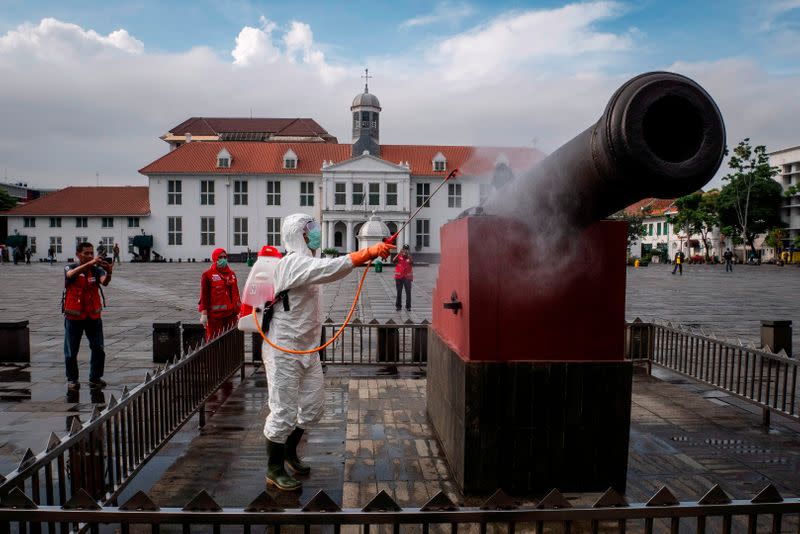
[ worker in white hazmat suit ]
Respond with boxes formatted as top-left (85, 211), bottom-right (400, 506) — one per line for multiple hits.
top-left (263, 213), bottom-right (394, 491)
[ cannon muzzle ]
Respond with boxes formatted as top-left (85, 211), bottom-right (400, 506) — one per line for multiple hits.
top-left (482, 71), bottom-right (726, 227)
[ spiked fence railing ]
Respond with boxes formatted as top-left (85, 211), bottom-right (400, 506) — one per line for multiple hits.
top-left (626, 319), bottom-right (800, 427)
top-left (1, 484), bottom-right (798, 533)
top-left (0, 327), bottom-right (244, 510)
top-left (318, 318), bottom-right (429, 365)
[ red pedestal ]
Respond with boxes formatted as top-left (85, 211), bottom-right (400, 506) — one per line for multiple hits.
top-left (431, 216), bottom-right (627, 362)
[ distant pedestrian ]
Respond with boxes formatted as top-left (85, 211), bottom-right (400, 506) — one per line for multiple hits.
top-left (24, 248), bottom-right (31, 264)
top-left (723, 248), bottom-right (733, 272)
top-left (113, 243), bottom-right (120, 264)
top-left (671, 250), bottom-right (685, 275)
top-left (393, 244), bottom-right (414, 311)
top-left (48, 246), bottom-right (56, 265)
top-left (13, 246), bottom-right (20, 265)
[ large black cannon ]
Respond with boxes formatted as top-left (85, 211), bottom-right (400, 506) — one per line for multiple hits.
top-left (428, 72), bottom-right (726, 494)
top-left (481, 71), bottom-right (726, 227)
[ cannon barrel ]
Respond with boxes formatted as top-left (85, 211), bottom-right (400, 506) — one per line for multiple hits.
top-left (481, 71), bottom-right (726, 226)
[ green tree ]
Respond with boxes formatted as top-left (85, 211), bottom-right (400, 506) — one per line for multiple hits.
top-left (671, 191), bottom-right (720, 261)
top-left (718, 139), bottom-right (783, 257)
top-left (0, 188), bottom-right (17, 211)
top-left (764, 227), bottom-right (787, 254)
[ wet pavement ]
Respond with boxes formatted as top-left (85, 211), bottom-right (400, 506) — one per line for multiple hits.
top-left (1, 261), bottom-right (799, 506)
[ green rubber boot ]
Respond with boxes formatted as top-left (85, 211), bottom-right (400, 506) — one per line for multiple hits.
top-left (285, 427), bottom-right (311, 475)
top-left (265, 440), bottom-right (302, 491)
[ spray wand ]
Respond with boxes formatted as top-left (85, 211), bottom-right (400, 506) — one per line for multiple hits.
top-left (384, 168), bottom-right (459, 245)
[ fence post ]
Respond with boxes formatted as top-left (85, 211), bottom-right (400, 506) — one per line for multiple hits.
top-left (376, 319), bottom-right (399, 374)
top-left (411, 319), bottom-right (428, 364)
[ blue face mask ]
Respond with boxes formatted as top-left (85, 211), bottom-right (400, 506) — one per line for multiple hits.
top-left (306, 228), bottom-right (322, 250)
top-left (216, 258), bottom-right (228, 269)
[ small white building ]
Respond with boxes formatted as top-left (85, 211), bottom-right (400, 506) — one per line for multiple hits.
top-left (769, 145), bottom-right (800, 247)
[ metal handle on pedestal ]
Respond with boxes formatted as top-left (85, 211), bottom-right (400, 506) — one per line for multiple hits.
top-left (443, 291), bottom-right (462, 314)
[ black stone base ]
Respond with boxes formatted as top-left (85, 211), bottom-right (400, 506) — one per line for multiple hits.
top-left (426, 330), bottom-right (632, 495)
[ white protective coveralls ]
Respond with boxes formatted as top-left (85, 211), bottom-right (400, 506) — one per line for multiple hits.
top-left (262, 214), bottom-right (354, 443)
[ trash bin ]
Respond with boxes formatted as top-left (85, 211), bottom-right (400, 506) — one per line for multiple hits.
top-left (627, 318), bottom-right (651, 361)
top-left (376, 320), bottom-right (399, 363)
top-left (374, 259), bottom-right (383, 273)
top-left (0, 321), bottom-right (30, 363)
top-left (182, 322), bottom-right (206, 355)
top-left (153, 322), bottom-right (181, 363)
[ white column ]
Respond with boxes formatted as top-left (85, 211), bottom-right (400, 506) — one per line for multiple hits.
top-left (346, 220), bottom-right (354, 252)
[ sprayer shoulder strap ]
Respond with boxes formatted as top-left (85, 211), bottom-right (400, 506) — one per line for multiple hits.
top-left (277, 290), bottom-right (290, 311)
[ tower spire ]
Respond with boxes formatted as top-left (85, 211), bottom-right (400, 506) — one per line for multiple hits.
top-left (361, 67), bottom-right (372, 93)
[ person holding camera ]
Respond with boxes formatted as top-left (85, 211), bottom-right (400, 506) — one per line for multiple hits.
top-left (63, 242), bottom-right (113, 390)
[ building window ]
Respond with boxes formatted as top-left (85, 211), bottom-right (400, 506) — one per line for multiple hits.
top-left (100, 237), bottom-right (114, 251)
top-left (50, 217), bottom-right (62, 228)
top-left (649, 224), bottom-right (654, 236)
top-left (664, 222), bottom-right (669, 235)
top-left (353, 112), bottom-right (359, 128)
top-left (127, 236), bottom-right (134, 254)
top-left (448, 183), bottom-right (462, 208)
top-left (656, 222), bottom-right (661, 236)
top-left (300, 181), bottom-right (314, 206)
top-left (234, 217), bottom-right (248, 246)
top-left (201, 217), bottom-right (215, 246)
top-left (29, 236), bottom-right (36, 254)
top-left (102, 217), bottom-right (114, 228)
top-left (266, 181), bottom-right (281, 206)
top-left (361, 111), bottom-right (370, 127)
top-left (75, 236), bottom-right (88, 249)
top-left (50, 236), bottom-right (62, 254)
top-left (352, 183), bottom-right (364, 205)
top-left (128, 217), bottom-right (140, 228)
top-left (479, 184), bottom-right (492, 204)
top-left (266, 217), bottom-right (281, 246)
top-left (234, 180), bottom-right (248, 205)
top-left (334, 182), bottom-right (346, 205)
top-left (23, 217), bottom-right (35, 228)
top-left (416, 219), bottom-right (430, 248)
top-left (200, 180), bottom-right (215, 205)
top-left (283, 149), bottom-right (298, 169)
top-left (386, 183), bottom-right (397, 206)
top-left (368, 183), bottom-right (380, 206)
top-left (334, 231), bottom-right (343, 247)
top-left (416, 183), bottom-right (430, 208)
top-left (168, 216), bottom-right (182, 245)
top-left (168, 180), bottom-right (182, 205)
top-left (75, 217), bottom-right (88, 228)
top-left (434, 160), bottom-right (446, 172)
top-left (217, 157), bottom-right (230, 168)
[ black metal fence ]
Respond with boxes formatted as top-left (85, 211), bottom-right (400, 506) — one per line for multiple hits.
top-left (626, 319), bottom-right (800, 426)
top-left (318, 318), bottom-right (429, 365)
top-left (2, 484), bottom-right (798, 533)
top-left (0, 328), bottom-right (244, 510)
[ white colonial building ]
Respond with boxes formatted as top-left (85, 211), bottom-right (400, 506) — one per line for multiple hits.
top-left (769, 145), bottom-right (800, 246)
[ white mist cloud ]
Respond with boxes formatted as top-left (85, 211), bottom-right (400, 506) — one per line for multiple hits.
top-left (399, 2), bottom-right (476, 29)
top-left (231, 16), bottom-right (280, 65)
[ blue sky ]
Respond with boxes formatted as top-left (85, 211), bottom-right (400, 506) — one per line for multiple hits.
top-left (0, 1), bottom-right (799, 187)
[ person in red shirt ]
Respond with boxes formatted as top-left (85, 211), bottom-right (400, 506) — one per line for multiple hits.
top-left (393, 244), bottom-right (414, 311)
top-left (63, 242), bottom-right (113, 390)
top-left (199, 248), bottom-right (241, 340)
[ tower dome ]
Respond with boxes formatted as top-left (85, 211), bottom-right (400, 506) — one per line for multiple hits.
top-left (351, 68), bottom-right (381, 157)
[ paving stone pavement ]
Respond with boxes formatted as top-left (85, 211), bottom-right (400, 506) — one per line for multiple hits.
top-left (1, 260), bottom-right (799, 513)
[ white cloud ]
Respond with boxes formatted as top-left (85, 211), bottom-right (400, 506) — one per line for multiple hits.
top-left (231, 16), bottom-right (280, 65)
top-left (0, 17), bottom-right (143, 61)
top-left (0, 13), bottom-right (798, 193)
top-left (400, 2), bottom-right (476, 29)
top-left (428, 1), bottom-right (634, 82)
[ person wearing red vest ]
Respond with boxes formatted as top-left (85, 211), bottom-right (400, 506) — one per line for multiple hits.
top-left (64, 242), bottom-right (113, 391)
top-left (199, 248), bottom-right (241, 340)
top-left (393, 244), bottom-right (414, 311)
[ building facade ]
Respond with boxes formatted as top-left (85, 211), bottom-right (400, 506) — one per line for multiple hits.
top-left (769, 145), bottom-right (800, 246)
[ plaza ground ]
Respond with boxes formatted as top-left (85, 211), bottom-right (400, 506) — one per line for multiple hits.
top-left (0, 260), bottom-right (798, 510)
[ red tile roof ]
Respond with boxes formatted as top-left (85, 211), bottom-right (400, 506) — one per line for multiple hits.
top-left (139, 142), bottom-right (543, 177)
top-left (167, 117), bottom-right (334, 138)
top-left (624, 198), bottom-right (677, 217)
top-left (1, 186), bottom-right (150, 216)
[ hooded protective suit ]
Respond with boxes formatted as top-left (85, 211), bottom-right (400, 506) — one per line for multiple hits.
top-left (263, 213), bottom-right (354, 443)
